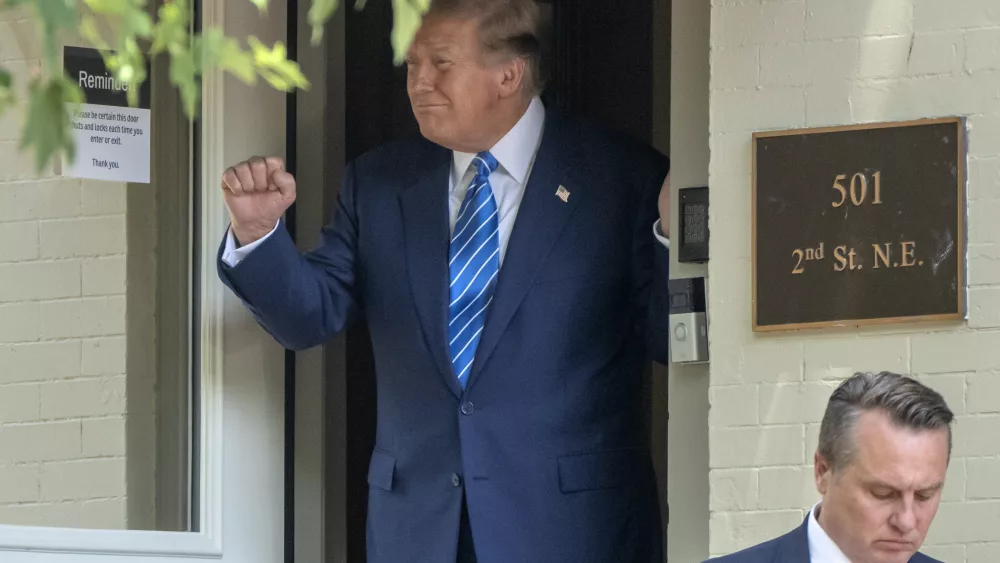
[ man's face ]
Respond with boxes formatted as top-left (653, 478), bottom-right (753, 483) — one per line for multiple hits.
top-left (405, 15), bottom-right (509, 152)
top-left (815, 410), bottom-right (949, 563)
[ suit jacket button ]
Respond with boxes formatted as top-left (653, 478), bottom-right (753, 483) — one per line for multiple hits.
top-left (461, 401), bottom-right (475, 415)
top-left (451, 473), bottom-right (461, 487)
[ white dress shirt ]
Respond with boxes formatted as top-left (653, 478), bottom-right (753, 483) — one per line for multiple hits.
top-left (449, 95), bottom-right (545, 265)
top-left (808, 502), bottom-right (851, 563)
top-left (222, 96), bottom-right (668, 268)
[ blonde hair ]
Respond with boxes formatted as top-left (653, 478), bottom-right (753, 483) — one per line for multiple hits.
top-left (427, 0), bottom-right (546, 94)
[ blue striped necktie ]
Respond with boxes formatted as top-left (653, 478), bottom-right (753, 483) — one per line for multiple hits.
top-left (448, 151), bottom-right (500, 388)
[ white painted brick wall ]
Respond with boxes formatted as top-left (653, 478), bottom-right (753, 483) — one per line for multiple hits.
top-left (0, 465), bottom-right (38, 504)
top-left (709, 0), bottom-right (1000, 560)
top-left (39, 216), bottom-right (127, 258)
top-left (757, 466), bottom-right (818, 511)
top-left (0, 497), bottom-right (125, 530)
top-left (0, 6), bottom-right (129, 529)
top-left (0, 341), bottom-right (81, 383)
top-left (0, 422), bottom-right (82, 463)
top-left (710, 469), bottom-right (758, 512)
top-left (40, 458), bottom-right (127, 501)
top-left (81, 337), bottom-right (126, 376)
top-left (39, 296), bottom-right (127, 339)
top-left (0, 221), bottom-right (38, 262)
top-left (82, 417), bottom-right (126, 457)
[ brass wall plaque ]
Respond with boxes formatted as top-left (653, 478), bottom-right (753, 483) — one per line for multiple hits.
top-left (752, 118), bottom-right (966, 331)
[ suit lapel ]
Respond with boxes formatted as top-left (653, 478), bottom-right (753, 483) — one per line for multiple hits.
top-left (467, 117), bottom-right (582, 388)
top-left (399, 147), bottom-right (463, 398)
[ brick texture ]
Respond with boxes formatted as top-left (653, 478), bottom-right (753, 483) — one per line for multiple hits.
top-left (968, 543), bottom-right (1000, 562)
top-left (0, 5), bottom-right (130, 530)
top-left (709, 0), bottom-right (1000, 559)
top-left (82, 417), bottom-right (126, 457)
top-left (40, 458), bottom-right (127, 501)
top-left (0, 464), bottom-right (39, 504)
top-left (710, 469), bottom-right (759, 512)
top-left (968, 458), bottom-right (1000, 500)
top-left (758, 466), bottom-right (819, 510)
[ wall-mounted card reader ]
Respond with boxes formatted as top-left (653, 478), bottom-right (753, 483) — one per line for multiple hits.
top-left (668, 277), bottom-right (708, 364)
top-left (678, 186), bottom-right (709, 263)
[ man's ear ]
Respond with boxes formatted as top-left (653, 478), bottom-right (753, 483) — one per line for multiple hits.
top-left (815, 451), bottom-right (832, 495)
top-left (498, 57), bottom-right (527, 99)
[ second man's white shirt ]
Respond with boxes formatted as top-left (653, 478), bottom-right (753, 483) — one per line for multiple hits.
top-left (807, 503), bottom-right (852, 563)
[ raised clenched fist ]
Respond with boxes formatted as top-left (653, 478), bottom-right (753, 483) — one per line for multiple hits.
top-left (221, 156), bottom-right (297, 245)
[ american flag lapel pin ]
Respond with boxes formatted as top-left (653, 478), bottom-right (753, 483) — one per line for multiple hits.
top-left (555, 185), bottom-right (570, 203)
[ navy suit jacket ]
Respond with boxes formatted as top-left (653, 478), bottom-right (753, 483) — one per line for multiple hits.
top-left (705, 516), bottom-right (943, 563)
top-left (218, 113), bottom-right (671, 563)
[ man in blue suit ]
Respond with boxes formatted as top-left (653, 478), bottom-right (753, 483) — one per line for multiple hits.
top-left (216, 1), bottom-right (671, 562)
top-left (707, 372), bottom-right (953, 563)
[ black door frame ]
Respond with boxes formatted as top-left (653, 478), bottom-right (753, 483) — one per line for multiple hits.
top-left (334, 3), bottom-right (663, 560)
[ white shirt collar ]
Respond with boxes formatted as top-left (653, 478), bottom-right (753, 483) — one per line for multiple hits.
top-left (451, 96), bottom-right (545, 189)
top-left (807, 502), bottom-right (852, 563)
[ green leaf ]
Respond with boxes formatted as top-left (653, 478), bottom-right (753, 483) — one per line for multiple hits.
top-left (82, 1), bottom-right (154, 41)
top-left (121, 7), bottom-right (154, 38)
top-left (3, 0), bottom-right (33, 9)
top-left (19, 75), bottom-right (84, 173)
top-left (83, 0), bottom-right (152, 18)
top-left (390, 0), bottom-right (428, 65)
top-left (247, 0), bottom-right (268, 14)
top-left (35, 0), bottom-right (79, 73)
top-left (36, 0), bottom-right (78, 29)
top-left (151, 1), bottom-right (190, 55)
top-left (168, 48), bottom-right (199, 117)
top-left (248, 36), bottom-right (309, 91)
top-left (307, 0), bottom-right (339, 45)
top-left (83, 0), bottom-right (132, 12)
top-left (79, 14), bottom-right (111, 50)
top-left (0, 67), bottom-right (15, 117)
top-left (101, 36), bottom-right (148, 108)
top-left (201, 28), bottom-right (256, 84)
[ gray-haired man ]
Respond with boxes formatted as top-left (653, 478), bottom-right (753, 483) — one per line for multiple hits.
top-left (707, 371), bottom-right (953, 563)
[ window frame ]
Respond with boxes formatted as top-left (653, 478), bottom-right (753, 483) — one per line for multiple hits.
top-left (0, 1), bottom-right (279, 560)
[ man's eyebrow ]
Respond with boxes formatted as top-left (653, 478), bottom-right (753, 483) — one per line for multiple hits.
top-left (422, 37), bottom-right (461, 53)
top-left (864, 479), bottom-right (945, 494)
top-left (407, 42), bottom-right (457, 60)
top-left (865, 480), bottom-right (896, 491)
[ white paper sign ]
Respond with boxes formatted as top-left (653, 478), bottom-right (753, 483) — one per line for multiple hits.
top-left (63, 46), bottom-right (151, 184)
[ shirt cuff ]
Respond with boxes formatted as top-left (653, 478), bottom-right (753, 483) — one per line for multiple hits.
top-left (221, 221), bottom-right (280, 268)
top-left (653, 218), bottom-right (670, 249)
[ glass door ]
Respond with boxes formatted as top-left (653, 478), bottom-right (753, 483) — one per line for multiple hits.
top-left (0, 1), bottom-right (288, 561)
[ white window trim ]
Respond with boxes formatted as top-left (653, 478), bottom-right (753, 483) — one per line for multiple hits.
top-left (0, 1), bottom-right (229, 557)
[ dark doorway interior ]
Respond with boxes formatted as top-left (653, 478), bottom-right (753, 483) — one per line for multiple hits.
top-left (341, 2), bottom-right (660, 560)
